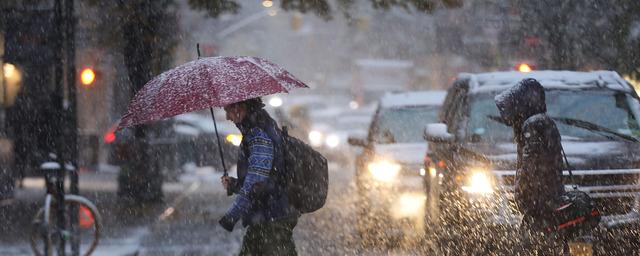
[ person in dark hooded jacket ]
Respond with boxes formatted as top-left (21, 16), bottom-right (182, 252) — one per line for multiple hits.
top-left (219, 98), bottom-right (300, 256)
top-left (495, 78), bottom-right (565, 254)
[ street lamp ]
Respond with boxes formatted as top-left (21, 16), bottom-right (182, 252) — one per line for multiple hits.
top-left (262, 0), bottom-right (274, 8)
top-left (3, 63), bottom-right (17, 79)
top-left (2, 63), bottom-right (22, 107)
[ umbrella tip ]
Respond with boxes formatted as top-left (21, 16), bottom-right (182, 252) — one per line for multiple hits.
top-left (196, 43), bottom-right (201, 59)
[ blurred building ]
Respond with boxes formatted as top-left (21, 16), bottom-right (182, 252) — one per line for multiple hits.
top-left (0, 0), bottom-right (127, 173)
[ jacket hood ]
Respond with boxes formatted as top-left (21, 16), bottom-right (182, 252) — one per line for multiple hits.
top-left (494, 78), bottom-right (547, 127)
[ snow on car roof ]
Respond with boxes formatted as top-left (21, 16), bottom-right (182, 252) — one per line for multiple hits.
top-left (379, 90), bottom-right (447, 108)
top-left (355, 59), bottom-right (413, 69)
top-left (461, 70), bottom-right (633, 93)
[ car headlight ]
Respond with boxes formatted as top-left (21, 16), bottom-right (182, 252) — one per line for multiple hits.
top-left (325, 134), bottom-right (340, 148)
top-left (367, 160), bottom-right (401, 182)
top-left (308, 130), bottom-right (324, 147)
top-left (461, 169), bottom-right (494, 194)
top-left (268, 97), bottom-right (283, 107)
top-left (225, 134), bottom-right (242, 146)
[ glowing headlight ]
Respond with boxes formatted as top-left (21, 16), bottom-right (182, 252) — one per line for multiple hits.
top-left (325, 134), bottom-right (340, 148)
top-left (461, 170), bottom-right (494, 194)
top-left (367, 160), bottom-right (401, 182)
top-left (225, 134), bottom-right (242, 146)
top-left (268, 97), bottom-right (283, 107)
top-left (308, 130), bottom-right (324, 147)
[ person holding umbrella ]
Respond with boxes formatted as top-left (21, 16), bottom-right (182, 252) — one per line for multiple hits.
top-left (219, 97), bottom-right (300, 255)
top-left (117, 55), bottom-right (309, 255)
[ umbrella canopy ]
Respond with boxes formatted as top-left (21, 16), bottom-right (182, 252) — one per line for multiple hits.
top-left (118, 56), bottom-right (308, 129)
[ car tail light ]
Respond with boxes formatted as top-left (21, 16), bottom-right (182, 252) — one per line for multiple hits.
top-left (104, 126), bottom-right (117, 144)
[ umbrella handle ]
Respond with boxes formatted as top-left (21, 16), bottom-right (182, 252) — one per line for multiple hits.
top-left (209, 107), bottom-right (233, 196)
top-left (222, 172), bottom-right (233, 196)
top-left (199, 44), bottom-right (232, 196)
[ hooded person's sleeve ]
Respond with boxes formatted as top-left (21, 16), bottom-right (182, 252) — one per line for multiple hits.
top-left (522, 118), bottom-right (544, 160)
top-left (220, 127), bottom-right (273, 231)
top-left (518, 115), bottom-right (559, 216)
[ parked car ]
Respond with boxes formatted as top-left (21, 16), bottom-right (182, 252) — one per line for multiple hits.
top-left (423, 71), bottom-right (640, 254)
top-left (348, 90), bottom-right (447, 241)
top-left (306, 104), bottom-right (376, 164)
top-left (104, 112), bottom-right (240, 180)
top-left (269, 93), bottom-right (372, 164)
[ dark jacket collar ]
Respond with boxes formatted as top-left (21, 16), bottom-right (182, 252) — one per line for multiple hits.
top-left (236, 109), bottom-right (274, 135)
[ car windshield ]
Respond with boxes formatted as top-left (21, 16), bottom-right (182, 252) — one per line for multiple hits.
top-left (467, 90), bottom-right (640, 142)
top-left (370, 105), bottom-right (440, 144)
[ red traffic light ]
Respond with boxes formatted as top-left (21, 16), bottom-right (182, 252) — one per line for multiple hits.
top-left (80, 68), bottom-right (96, 87)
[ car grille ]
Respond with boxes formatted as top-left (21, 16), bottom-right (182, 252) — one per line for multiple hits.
top-left (499, 173), bottom-right (639, 188)
top-left (563, 173), bottom-right (639, 187)
top-left (496, 170), bottom-right (640, 216)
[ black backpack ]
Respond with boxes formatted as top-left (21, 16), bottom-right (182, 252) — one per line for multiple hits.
top-left (279, 126), bottom-right (328, 213)
top-left (546, 148), bottom-right (601, 237)
top-left (548, 190), bottom-right (601, 237)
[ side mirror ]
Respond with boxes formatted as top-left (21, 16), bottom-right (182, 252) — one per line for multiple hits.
top-left (348, 136), bottom-right (367, 147)
top-left (424, 123), bottom-right (454, 143)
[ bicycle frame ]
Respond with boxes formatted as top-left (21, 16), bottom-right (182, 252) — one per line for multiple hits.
top-left (43, 165), bottom-right (68, 256)
top-left (32, 159), bottom-right (101, 256)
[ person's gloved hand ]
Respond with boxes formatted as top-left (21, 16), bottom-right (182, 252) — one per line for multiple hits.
top-left (221, 176), bottom-right (237, 191)
top-left (219, 215), bottom-right (236, 232)
top-left (220, 176), bottom-right (238, 196)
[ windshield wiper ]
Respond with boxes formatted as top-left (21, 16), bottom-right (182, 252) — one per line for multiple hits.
top-left (552, 117), bottom-right (639, 143)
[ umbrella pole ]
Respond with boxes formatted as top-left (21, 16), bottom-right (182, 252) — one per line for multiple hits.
top-left (210, 108), bottom-right (229, 176)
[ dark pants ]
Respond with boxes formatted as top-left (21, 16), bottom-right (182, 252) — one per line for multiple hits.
top-left (239, 218), bottom-right (297, 256)
top-left (519, 215), bottom-right (565, 255)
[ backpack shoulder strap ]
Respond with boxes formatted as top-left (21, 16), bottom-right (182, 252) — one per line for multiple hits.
top-left (560, 146), bottom-right (577, 190)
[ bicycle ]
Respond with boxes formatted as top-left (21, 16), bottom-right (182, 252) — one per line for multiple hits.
top-left (30, 154), bottom-right (102, 256)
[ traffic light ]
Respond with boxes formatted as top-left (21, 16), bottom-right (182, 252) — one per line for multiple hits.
top-left (80, 68), bottom-right (96, 87)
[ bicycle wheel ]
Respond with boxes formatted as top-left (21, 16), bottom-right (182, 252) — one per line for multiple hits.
top-left (30, 195), bottom-right (102, 256)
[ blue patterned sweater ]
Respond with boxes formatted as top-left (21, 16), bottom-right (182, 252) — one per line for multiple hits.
top-left (223, 109), bottom-right (299, 227)
top-left (224, 127), bottom-right (273, 224)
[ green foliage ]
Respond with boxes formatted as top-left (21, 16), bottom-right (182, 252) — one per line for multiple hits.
top-left (81, 0), bottom-right (179, 76)
top-left (371, 0), bottom-right (436, 13)
top-left (187, 0), bottom-right (462, 21)
top-left (281, 0), bottom-right (332, 20)
top-left (187, 0), bottom-right (240, 17)
top-left (513, 0), bottom-right (640, 76)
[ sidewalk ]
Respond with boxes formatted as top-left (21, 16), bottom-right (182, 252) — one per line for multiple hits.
top-left (0, 166), bottom-right (226, 256)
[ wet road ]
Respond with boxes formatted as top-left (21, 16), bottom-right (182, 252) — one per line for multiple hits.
top-left (138, 161), bottom-right (434, 255)
top-left (0, 160), bottom-right (434, 255)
